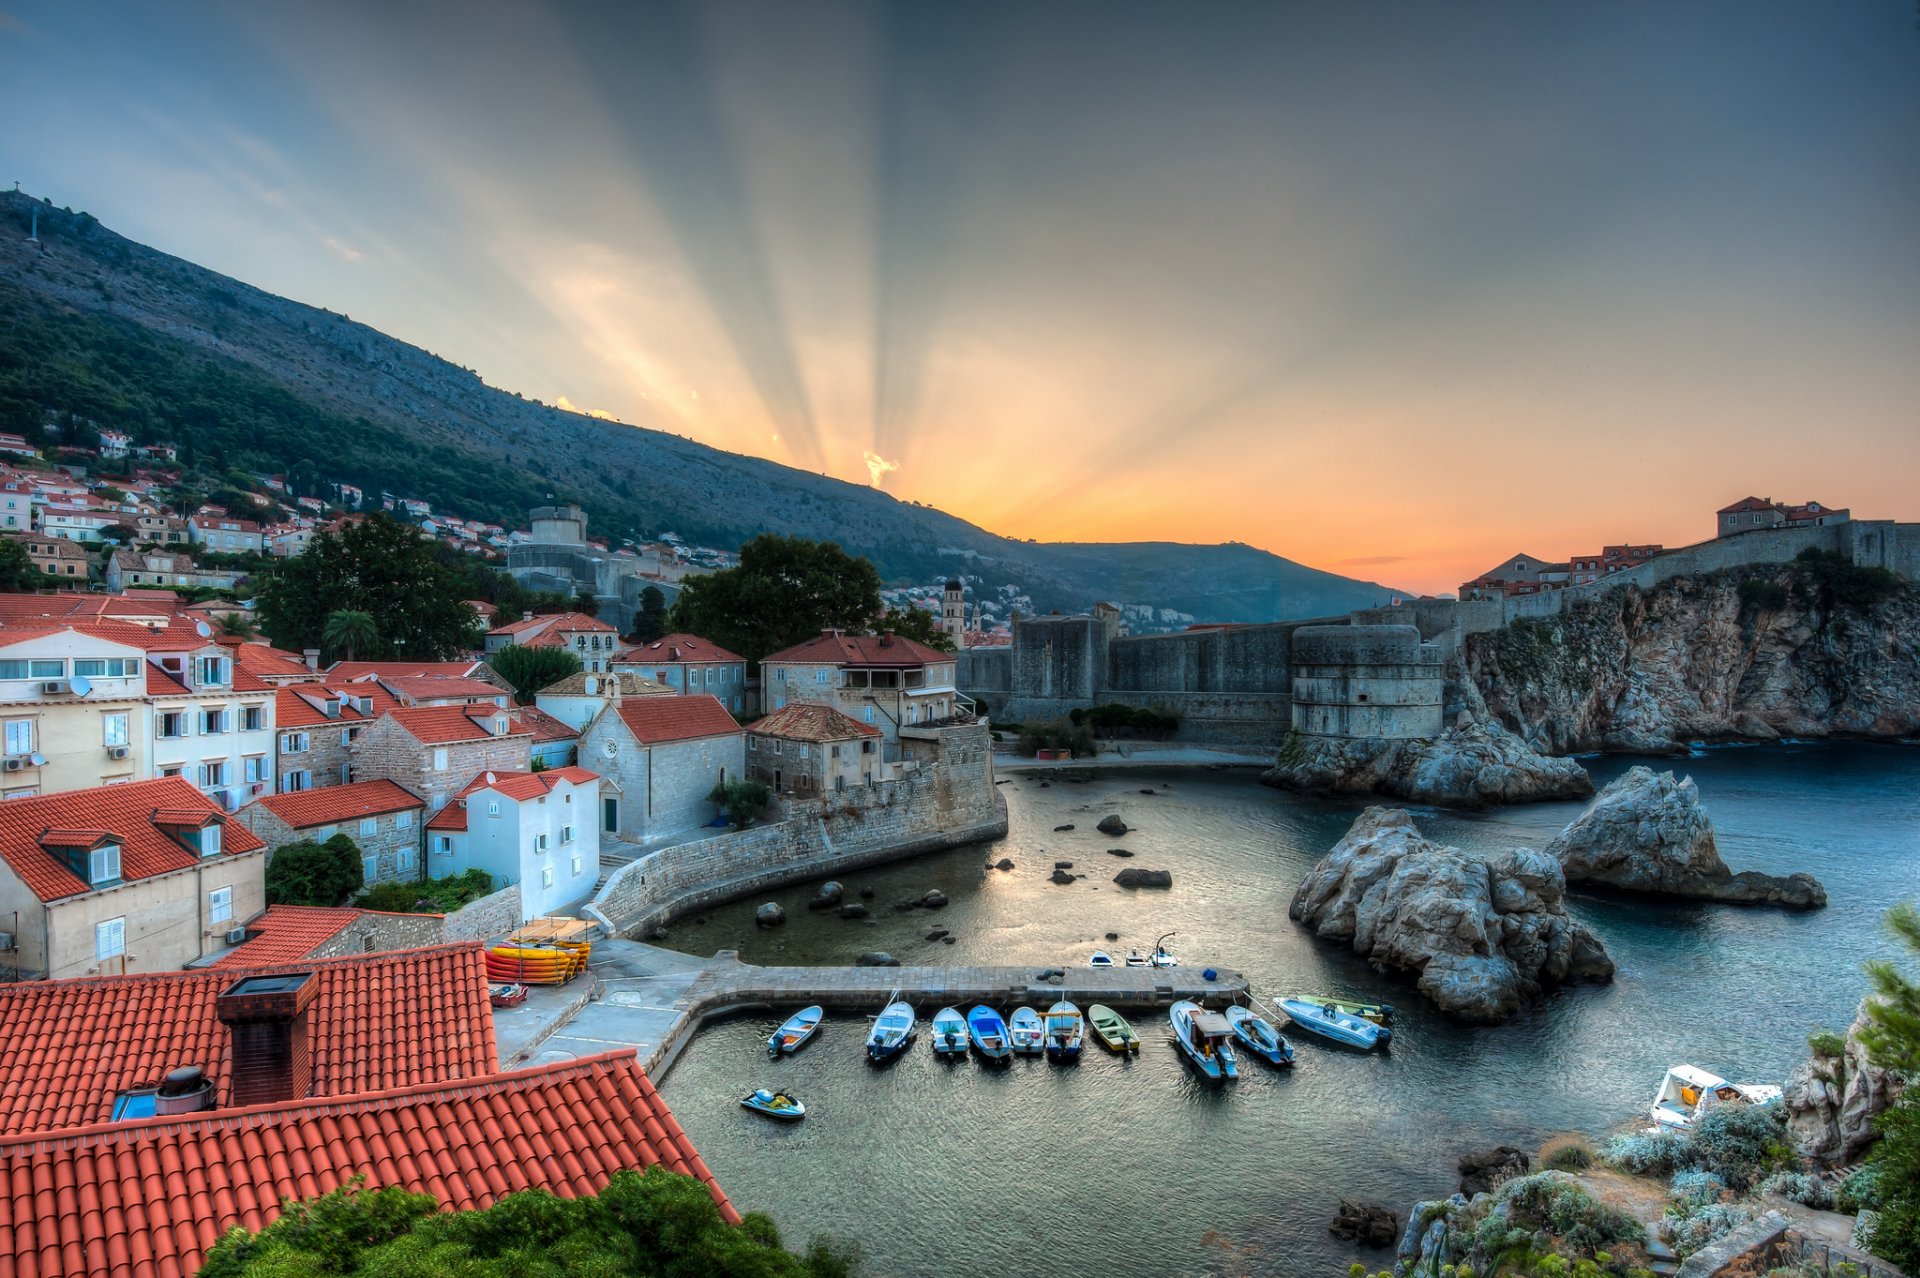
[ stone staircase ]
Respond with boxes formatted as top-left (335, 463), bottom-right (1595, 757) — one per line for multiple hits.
top-left (592, 846), bottom-right (639, 894)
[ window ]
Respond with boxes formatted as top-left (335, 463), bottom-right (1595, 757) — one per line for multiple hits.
top-left (4, 719), bottom-right (32, 756)
top-left (200, 708), bottom-right (228, 734)
top-left (198, 760), bottom-right (229, 788)
top-left (396, 811), bottom-right (414, 829)
top-left (201, 824), bottom-right (222, 858)
top-left (815, 669), bottom-right (828, 684)
top-left (95, 917), bottom-right (125, 960)
top-left (241, 705), bottom-right (264, 731)
top-left (103, 713), bottom-right (130, 747)
top-left (434, 835), bottom-right (454, 855)
top-left (359, 817), bottom-right (378, 836)
top-left (541, 866), bottom-right (553, 888)
top-left (198, 657), bottom-right (228, 686)
top-left (561, 824), bottom-right (574, 844)
top-left (362, 854), bottom-right (379, 883)
top-left (486, 800), bottom-right (500, 817)
top-left (863, 707), bottom-right (876, 724)
top-left (398, 846), bottom-right (417, 873)
top-left (243, 755), bottom-right (269, 784)
top-left (0, 660), bottom-right (23, 679)
top-left (90, 842), bottom-right (122, 884)
top-left (209, 886), bottom-right (232, 923)
top-left (536, 832), bottom-right (549, 851)
top-left (282, 770), bottom-right (311, 793)
top-left (280, 731), bottom-right (309, 753)
top-left (74, 658), bottom-right (133, 678)
top-left (432, 748), bottom-right (448, 771)
top-left (28, 659), bottom-right (64, 679)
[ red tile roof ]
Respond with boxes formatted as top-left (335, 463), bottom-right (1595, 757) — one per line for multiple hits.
top-left (275, 685), bottom-right (367, 728)
top-left (0, 1051), bottom-right (734, 1278)
top-left (0, 778), bottom-right (266, 902)
top-left (232, 643), bottom-right (317, 682)
top-left (429, 767), bottom-right (603, 829)
top-left (749, 701), bottom-right (880, 741)
top-left (0, 944), bottom-right (497, 1136)
top-left (618, 632), bottom-right (743, 665)
top-left (208, 905), bottom-right (362, 967)
top-left (762, 630), bottom-right (950, 668)
top-left (381, 675), bottom-right (509, 702)
top-left (144, 664), bottom-right (192, 697)
top-left (328, 660), bottom-right (492, 683)
top-left (488, 610), bottom-right (616, 638)
top-left (614, 694), bottom-right (743, 744)
top-left (511, 705), bottom-right (580, 742)
top-left (386, 705), bottom-right (528, 745)
top-left (244, 779), bottom-right (423, 829)
top-left (1718, 495), bottom-right (1776, 515)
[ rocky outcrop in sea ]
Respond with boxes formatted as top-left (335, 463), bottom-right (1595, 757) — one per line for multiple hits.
top-left (1546, 766), bottom-right (1826, 909)
top-left (1264, 717), bottom-right (1594, 810)
top-left (1289, 808), bottom-right (1614, 1023)
top-left (1783, 1000), bottom-right (1907, 1166)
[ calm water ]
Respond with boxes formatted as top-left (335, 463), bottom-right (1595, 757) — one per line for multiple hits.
top-left (659, 745), bottom-right (1920, 1277)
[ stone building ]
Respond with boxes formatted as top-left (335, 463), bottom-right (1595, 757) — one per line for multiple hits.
top-left (484, 611), bottom-right (622, 672)
top-left (760, 630), bottom-right (964, 753)
top-left (613, 633), bottom-right (750, 714)
top-left (237, 779), bottom-right (427, 887)
top-left (348, 706), bottom-right (532, 814)
top-left (1287, 624), bottom-right (1444, 741)
top-left (533, 670), bottom-right (675, 734)
top-left (273, 686), bottom-right (389, 794)
top-left (1716, 495), bottom-right (1851, 539)
top-left (745, 702), bottom-right (886, 796)
top-left (505, 505), bottom-right (671, 633)
top-left (576, 695), bottom-right (743, 846)
top-left (17, 531), bottom-right (90, 580)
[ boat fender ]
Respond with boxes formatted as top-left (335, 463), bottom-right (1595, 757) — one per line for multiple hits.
top-left (1203, 967), bottom-right (1218, 981)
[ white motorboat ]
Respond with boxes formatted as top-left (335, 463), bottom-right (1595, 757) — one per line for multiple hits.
top-left (1649, 1065), bottom-right (1783, 1129)
top-left (1089, 950), bottom-right (1116, 969)
top-left (1169, 999), bottom-right (1238, 1081)
top-left (1009, 1006), bottom-right (1046, 1055)
top-left (1225, 1005), bottom-right (1293, 1067)
top-left (930, 1006), bottom-right (969, 1057)
top-left (1044, 1000), bottom-right (1084, 1062)
top-left (1278, 997), bottom-right (1391, 1050)
top-left (866, 1001), bottom-right (915, 1062)
top-left (768, 1005), bottom-right (823, 1057)
top-left (1124, 946), bottom-right (1178, 969)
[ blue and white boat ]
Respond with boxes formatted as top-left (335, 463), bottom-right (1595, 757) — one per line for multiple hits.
top-left (1008, 1006), bottom-right (1046, 1056)
top-left (1225, 1005), bottom-right (1293, 1067)
top-left (865, 1001), bottom-right (915, 1062)
top-left (740, 1088), bottom-right (806, 1121)
top-left (1169, 1000), bottom-right (1237, 1081)
top-left (930, 1006), bottom-right (969, 1057)
top-left (1044, 1000), bottom-right (1084, 1062)
top-left (967, 1005), bottom-right (1013, 1063)
top-left (1089, 950), bottom-right (1116, 969)
top-left (1278, 997), bottom-right (1392, 1050)
top-left (768, 1005), bottom-right (823, 1057)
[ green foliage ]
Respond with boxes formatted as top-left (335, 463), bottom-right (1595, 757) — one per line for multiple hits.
top-left (667, 534), bottom-right (882, 668)
top-left (1860, 901), bottom-right (1920, 1075)
top-left (1860, 902), bottom-right (1920, 1272)
top-left (709, 779), bottom-right (772, 830)
top-left (491, 644), bottom-right (583, 705)
top-left (1543, 1142), bottom-right (1596, 1173)
top-left (321, 609), bottom-right (381, 663)
top-left (1069, 702), bottom-right (1181, 737)
top-left (0, 536), bottom-right (47, 592)
top-left (1837, 1164), bottom-right (1884, 1214)
top-left (1607, 1104), bottom-right (1788, 1192)
top-left (1500, 1174), bottom-right (1644, 1257)
top-left (254, 515), bottom-right (484, 660)
top-left (356, 868), bottom-right (494, 914)
top-left (1666, 1202), bottom-right (1755, 1259)
top-left (1792, 548), bottom-right (1902, 610)
top-left (1737, 576), bottom-right (1790, 614)
top-left (1756, 1170), bottom-right (1835, 1212)
top-left (265, 834), bottom-right (365, 907)
top-left (1807, 1029), bottom-right (1848, 1059)
top-left (1015, 718), bottom-right (1097, 758)
top-left (632, 584), bottom-right (668, 643)
top-left (200, 1166), bottom-right (860, 1277)
top-left (878, 604), bottom-right (955, 652)
top-left (572, 590), bottom-right (599, 618)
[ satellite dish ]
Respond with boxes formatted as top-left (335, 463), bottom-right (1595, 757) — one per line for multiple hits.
top-left (68, 674), bottom-right (92, 697)
top-left (28, 753), bottom-right (45, 767)
top-left (194, 620), bottom-right (213, 638)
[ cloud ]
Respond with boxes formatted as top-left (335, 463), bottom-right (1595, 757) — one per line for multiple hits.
top-left (556, 395), bottom-right (616, 420)
top-left (321, 235), bottom-right (363, 262)
top-left (862, 449), bottom-right (900, 489)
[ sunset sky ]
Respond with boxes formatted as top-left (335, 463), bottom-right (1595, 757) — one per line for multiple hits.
top-left (3, 1), bottom-right (1916, 594)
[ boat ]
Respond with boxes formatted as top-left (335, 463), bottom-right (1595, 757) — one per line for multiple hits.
top-left (487, 983), bottom-right (528, 1008)
top-left (1649, 1065), bottom-right (1783, 1130)
top-left (1044, 1000), bottom-right (1084, 1062)
top-left (767, 1005), bottom-right (823, 1057)
top-left (1089, 950), bottom-right (1116, 969)
top-left (1169, 1000), bottom-right (1238, 1081)
top-left (1278, 997), bottom-right (1391, 1050)
top-left (1087, 1004), bottom-right (1141, 1054)
top-left (930, 1006), bottom-right (969, 1057)
top-left (1295, 995), bottom-right (1394, 1026)
top-left (1124, 945), bottom-right (1179, 969)
top-left (967, 1005), bottom-right (1013, 1063)
top-left (1225, 1006), bottom-right (1294, 1067)
top-left (1009, 1006), bottom-right (1046, 1056)
top-left (866, 1001), bottom-right (916, 1062)
top-left (740, 1088), bottom-right (806, 1121)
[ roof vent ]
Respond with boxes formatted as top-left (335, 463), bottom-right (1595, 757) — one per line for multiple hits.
top-left (154, 1065), bottom-right (215, 1115)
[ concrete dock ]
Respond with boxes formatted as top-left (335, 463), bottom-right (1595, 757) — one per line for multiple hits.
top-left (499, 939), bottom-right (1249, 1079)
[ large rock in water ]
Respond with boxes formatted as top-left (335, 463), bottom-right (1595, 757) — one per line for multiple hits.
top-left (1289, 808), bottom-right (1614, 1023)
top-left (1112, 868), bottom-right (1173, 889)
top-left (1784, 1000), bottom-right (1907, 1165)
top-left (1263, 719), bottom-right (1593, 810)
top-left (1546, 766), bottom-right (1826, 909)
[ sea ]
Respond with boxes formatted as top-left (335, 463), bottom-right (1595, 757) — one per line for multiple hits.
top-left (657, 743), bottom-right (1920, 1277)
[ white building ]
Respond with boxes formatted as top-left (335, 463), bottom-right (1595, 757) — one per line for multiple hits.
top-left (424, 766), bottom-right (605, 921)
top-left (0, 625), bottom-right (151, 799)
top-left (132, 632), bottom-right (278, 811)
top-left (575, 695), bottom-right (743, 846)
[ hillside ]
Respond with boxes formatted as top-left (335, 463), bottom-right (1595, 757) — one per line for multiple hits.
top-left (0, 191), bottom-right (1396, 622)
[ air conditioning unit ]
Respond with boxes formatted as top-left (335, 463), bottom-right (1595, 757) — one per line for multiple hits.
top-left (2, 758), bottom-right (22, 772)
top-left (107, 745), bottom-right (130, 760)
top-left (225, 927), bottom-right (248, 945)
top-left (39, 681), bottom-right (66, 695)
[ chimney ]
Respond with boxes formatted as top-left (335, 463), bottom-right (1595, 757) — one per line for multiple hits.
top-left (522, 611), bottom-right (533, 622)
top-left (216, 972), bottom-right (319, 1107)
top-left (880, 629), bottom-right (894, 646)
top-left (303, 648), bottom-right (320, 672)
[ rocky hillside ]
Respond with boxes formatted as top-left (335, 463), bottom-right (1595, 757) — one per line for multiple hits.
top-left (0, 191), bottom-right (1394, 623)
top-left (1463, 559), bottom-right (1920, 753)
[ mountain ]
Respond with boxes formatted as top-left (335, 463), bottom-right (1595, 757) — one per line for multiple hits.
top-left (0, 191), bottom-right (1397, 623)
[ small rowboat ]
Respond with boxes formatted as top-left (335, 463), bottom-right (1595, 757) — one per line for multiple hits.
top-left (931, 1006), bottom-right (969, 1057)
top-left (1044, 1001), bottom-right (1084, 1062)
top-left (488, 983), bottom-right (528, 1008)
top-left (1087, 1004), bottom-right (1140, 1053)
top-left (767, 1005), bottom-right (823, 1057)
top-left (741, 1088), bottom-right (806, 1121)
top-left (1170, 1000), bottom-right (1238, 1081)
top-left (1278, 997), bottom-right (1391, 1050)
top-left (1225, 1005), bottom-right (1294, 1067)
top-left (866, 1001), bottom-right (915, 1062)
top-left (1089, 950), bottom-right (1116, 969)
top-left (1125, 946), bottom-right (1178, 969)
top-left (967, 1005), bottom-right (1013, 1063)
top-left (1296, 995), bottom-right (1394, 1026)
top-left (1009, 1006), bottom-right (1046, 1056)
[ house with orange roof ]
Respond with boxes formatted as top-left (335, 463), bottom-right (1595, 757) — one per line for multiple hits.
top-left (1715, 495), bottom-right (1851, 539)
top-left (238, 779), bottom-right (426, 886)
top-left (349, 703), bottom-right (533, 813)
top-left (12, 529), bottom-right (91, 579)
top-left (425, 766), bottom-right (605, 917)
top-left (614, 631), bottom-right (750, 713)
top-left (761, 628), bottom-right (964, 750)
top-left (210, 903), bottom-right (439, 967)
top-left (746, 701), bottom-right (887, 796)
top-left (577, 694), bottom-right (743, 845)
top-left (272, 682), bottom-right (398, 794)
top-left (0, 777), bottom-right (268, 979)
top-left (372, 672), bottom-right (512, 708)
top-left (485, 610), bottom-right (622, 671)
top-left (533, 668), bottom-right (676, 733)
top-left (116, 622), bottom-right (280, 810)
top-left (187, 514), bottom-right (266, 553)
top-left (0, 624), bottom-right (152, 797)
top-left (327, 656), bottom-right (509, 689)
top-left (511, 703), bottom-right (581, 769)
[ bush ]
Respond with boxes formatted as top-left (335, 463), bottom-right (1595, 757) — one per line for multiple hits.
top-left (1737, 577), bottom-right (1790, 613)
top-left (1792, 548), bottom-right (1902, 610)
top-left (490, 644), bottom-right (582, 704)
top-left (1606, 1128), bottom-right (1688, 1179)
top-left (1068, 702), bottom-right (1181, 738)
top-left (355, 868), bottom-right (494, 914)
top-left (1667, 1171), bottom-right (1729, 1210)
top-left (1807, 1029), bottom-right (1848, 1059)
top-left (1015, 718), bottom-right (1096, 758)
top-left (1667, 1203), bottom-right (1754, 1258)
top-left (1685, 1103), bottom-right (1792, 1191)
top-left (709, 779), bottom-right (771, 830)
top-left (265, 834), bottom-right (364, 907)
top-left (1756, 1170), bottom-right (1835, 1212)
top-left (1501, 1173), bottom-right (1644, 1256)
top-left (1837, 1164), bottom-right (1883, 1214)
top-left (1542, 1139), bottom-right (1597, 1172)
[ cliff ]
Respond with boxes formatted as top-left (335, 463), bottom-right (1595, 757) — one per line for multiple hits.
top-left (1464, 562), bottom-right (1920, 755)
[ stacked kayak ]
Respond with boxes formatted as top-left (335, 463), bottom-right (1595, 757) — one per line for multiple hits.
top-left (485, 941), bottom-right (589, 985)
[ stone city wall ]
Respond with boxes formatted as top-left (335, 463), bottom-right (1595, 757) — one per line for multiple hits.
top-left (295, 883), bottom-right (523, 958)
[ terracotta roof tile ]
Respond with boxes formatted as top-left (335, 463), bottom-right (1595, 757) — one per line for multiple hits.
top-left (487, 611), bottom-right (615, 638)
top-left (243, 780), bottom-right (423, 830)
top-left (0, 944), bottom-right (498, 1136)
top-left (386, 706), bottom-right (527, 745)
top-left (613, 695), bottom-right (742, 745)
top-left (762, 630), bottom-right (950, 668)
top-left (509, 705), bottom-right (579, 742)
top-left (209, 906), bottom-right (361, 967)
top-left (0, 778), bottom-right (266, 902)
top-left (327, 660), bottom-right (493, 683)
top-left (748, 702), bottom-right (881, 741)
top-left (380, 675), bottom-right (508, 702)
top-left (616, 632), bottom-right (743, 665)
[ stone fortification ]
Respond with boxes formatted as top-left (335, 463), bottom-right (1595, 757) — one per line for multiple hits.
top-left (585, 724), bottom-right (1006, 938)
top-left (1289, 624), bottom-right (1444, 740)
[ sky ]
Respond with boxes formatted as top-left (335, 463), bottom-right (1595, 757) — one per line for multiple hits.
top-left (2, 2), bottom-right (1917, 595)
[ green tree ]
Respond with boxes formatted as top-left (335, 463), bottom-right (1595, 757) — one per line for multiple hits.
top-left (879, 604), bottom-right (955, 652)
top-left (491, 644), bottom-right (582, 704)
top-left (709, 778), bottom-right (771, 830)
top-left (1862, 902), bottom-right (1920, 1074)
top-left (632, 584), bottom-right (668, 643)
top-left (571, 589), bottom-right (599, 618)
top-left (1860, 902), bottom-right (1920, 1270)
top-left (321, 609), bottom-right (380, 663)
top-left (215, 612), bottom-right (257, 639)
top-left (255, 515), bottom-right (483, 659)
top-left (668, 534), bottom-right (882, 668)
top-left (264, 835), bottom-right (364, 907)
top-left (0, 537), bottom-right (44, 591)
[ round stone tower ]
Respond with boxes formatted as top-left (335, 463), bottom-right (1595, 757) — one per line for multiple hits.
top-left (1288, 624), bottom-right (1444, 740)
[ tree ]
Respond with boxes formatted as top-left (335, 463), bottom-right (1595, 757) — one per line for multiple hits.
top-left (1862, 902), bottom-right (1920, 1074)
top-left (215, 612), bottom-right (257, 639)
top-left (880, 604), bottom-right (956, 652)
top-left (254, 515), bottom-right (484, 659)
top-left (710, 778), bottom-right (771, 830)
top-left (571, 590), bottom-right (599, 618)
top-left (321, 609), bottom-right (380, 663)
top-left (631, 584), bottom-right (668, 643)
top-left (1858, 902), bottom-right (1920, 1271)
top-left (264, 835), bottom-right (364, 907)
top-left (0, 537), bottom-right (43, 592)
top-left (491, 644), bottom-right (582, 704)
top-left (667, 534), bottom-right (882, 668)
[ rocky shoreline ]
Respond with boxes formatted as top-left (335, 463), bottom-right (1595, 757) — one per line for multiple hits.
top-left (1263, 717), bottom-right (1595, 810)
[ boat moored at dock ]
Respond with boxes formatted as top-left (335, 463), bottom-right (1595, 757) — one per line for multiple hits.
top-left (1088, 1004), bottom-right (1141, 1054)
top-left (1044, 1000), bottom-right (1084, 1062)
top-left (866, 1001), bottom-right (916, 1062)
top-left (967, 1005), bottom-right (1013, 1063)
top-left (931, 1006), bottom-right (969, 1057)
top-left (768, 1005), bottom-right (823, 1057)
top-left (1169, 1000), bottom-right (1238, 1081)
top-left (1009, 1006), bottom-right (1046, 1055)
top-left (1278, 997), bottom-right (1391, 1051)
top-left (1225, 1005), bottom-right (1294, 1067)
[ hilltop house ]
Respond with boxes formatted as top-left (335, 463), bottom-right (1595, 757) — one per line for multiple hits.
top-left (16, 531), bottom-right (90, 579)
top-left (238, 779), bottom-right (426, 886)
top-left (485, 611), bottom-right (622, 672)
top-left (576, 695), bottom-right (743, 845)
top-left (349, 705), bottom-right (532, 812)
top-left (187, 515), bottom-right (266, 554)
top-left (0, 777), bottom-right (267, 979)
top-left (760, 630), bottom-right (963, 752)
top-left (1716, 496), bottom-right (1851, 539)
top-left (425, 766), bottom-right (604, 918)
top-left (613, 633), bottom-right (750, 714)
top-left (745, 702), bottom-right (887, 796)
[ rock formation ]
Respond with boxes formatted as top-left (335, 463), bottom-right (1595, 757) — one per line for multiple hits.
top-left (1784, 1000), bottom-right (1906, 1166)
top-left (1113, 868), bottom-right (1173, 889)
top-left (1096, 815), bottom-right (1129, 835)
top-left (755, 902), bottom-right (785, 928)
top-left (1457, 1146), bottom-right (1531, 1197)
top-left (1329, 1199), bottom-right (1400, 1248)
top-left (1546, 767), bottom-right (1825, 908)
top-left (1265, 718), bottom-right (1594, 810)
top-left (1289, 808), bottom-right (1614, 1023)
top-left (808, 881), bottom-right (843, 910)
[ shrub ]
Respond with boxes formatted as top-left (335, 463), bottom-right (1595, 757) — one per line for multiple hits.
top-left (1607, 1129), bottom-right (1688, 1178)
top-left (1068, 702), bottom-right (1181, 738)
top-left (1756, 1170), bottom-right (1835, 1212)
top-left (1686, 1103), bottom-right (1792, 1191)
top-left (709, 779), bottom-right (772, 830)
top-left (1836, 1164), bottom-right (1883, 1214)
top-left (1738, 577), bottom-right (1790, 613)
top-left (1501, 1173), bottom-right (1644, 1256)
top-left (1667, 1171), bottom-right (1729, 1210)
top-left (355, 868), bottom-right (493, 914)
top-left (1667, 1203), bottom-right (1755, 1258)
top-left (265, 834), bottom-right (364, 907)
top-left (1792, 548), bottom-right (1902, 610)
top-left (1807, 1029), bottom-right (1848, 1059)
top-left (1543, 1139), bottom-right (1597, 1172)
top-left (1015, 718), bottom-right (1096, 758)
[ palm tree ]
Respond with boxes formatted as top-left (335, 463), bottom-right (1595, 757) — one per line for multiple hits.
top-left (215, 612), bottom-right (257, 640)
top-left (321, 609), bottom-right (380, 663)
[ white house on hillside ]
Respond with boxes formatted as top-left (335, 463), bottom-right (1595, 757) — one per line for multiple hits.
top-left (424, 766), bottom-right (605, 921)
